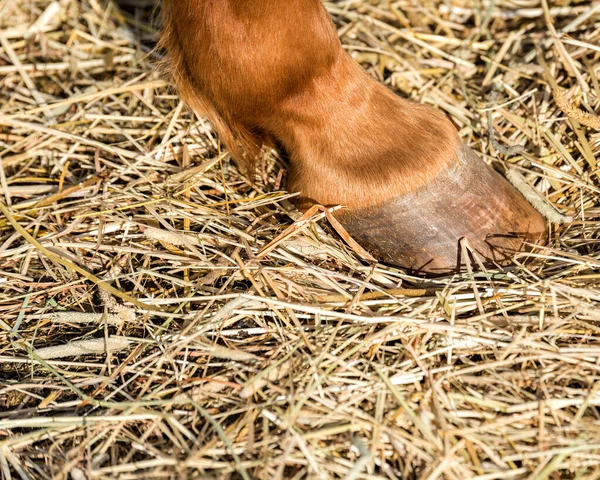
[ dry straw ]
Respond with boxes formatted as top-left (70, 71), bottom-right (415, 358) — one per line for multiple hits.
top-left (1, 0), bottom-right (600, 478)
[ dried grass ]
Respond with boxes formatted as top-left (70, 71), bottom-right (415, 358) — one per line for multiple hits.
top-left (1, 0), bottom-right (600, 478)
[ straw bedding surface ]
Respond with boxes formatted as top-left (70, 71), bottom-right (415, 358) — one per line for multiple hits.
top-left (1, 0), bottom-right (600, 478)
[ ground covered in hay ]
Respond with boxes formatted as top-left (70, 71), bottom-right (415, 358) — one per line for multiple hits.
top-left (1, 0), bottom-right (600, 478)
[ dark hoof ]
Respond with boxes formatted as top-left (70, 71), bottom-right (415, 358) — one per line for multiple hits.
top-left (340, 145), bottom-right (547, 274)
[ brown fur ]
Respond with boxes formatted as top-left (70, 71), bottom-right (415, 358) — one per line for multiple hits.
top-left (160, 0), bottom-right (461, 210)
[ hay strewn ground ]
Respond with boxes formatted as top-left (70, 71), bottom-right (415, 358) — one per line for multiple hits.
top-left (1, 0), bottom-right (600, 478)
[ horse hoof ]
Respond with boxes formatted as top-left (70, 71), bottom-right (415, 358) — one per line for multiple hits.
top-left (339, 145), bottom-right (547, 274)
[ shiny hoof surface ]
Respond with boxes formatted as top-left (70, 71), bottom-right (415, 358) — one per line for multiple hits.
top-left (340, 145), bottom-right (547, 275)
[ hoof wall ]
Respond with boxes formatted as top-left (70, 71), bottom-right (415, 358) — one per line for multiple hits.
top-left (340, 146), bottom-right (547, 274)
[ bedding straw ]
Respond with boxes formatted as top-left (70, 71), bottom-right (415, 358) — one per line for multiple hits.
top-left (1, 0), bottom-right (599, 478)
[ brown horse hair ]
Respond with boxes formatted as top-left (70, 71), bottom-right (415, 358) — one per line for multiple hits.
top-left (159, 0), bottom-right (462, 211)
